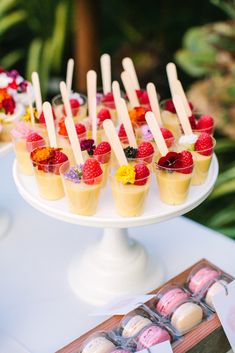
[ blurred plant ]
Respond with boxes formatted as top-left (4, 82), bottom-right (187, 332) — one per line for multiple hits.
top-left (0, 0), bottom-right (70, 96)
top-left (176, 0), bottom-right (235, 238)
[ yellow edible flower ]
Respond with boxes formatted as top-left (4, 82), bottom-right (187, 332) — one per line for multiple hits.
top-left (115, 165), bottom-right (135, 184)
top-left (22, 106), bottom-right (38, 122)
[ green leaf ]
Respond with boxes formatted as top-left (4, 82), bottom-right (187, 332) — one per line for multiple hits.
top-left (0, 49), bottom-right (24, 68)
top-left (26, 38), bottom-right (43, 80)
top-left (51, 1), bottom-right (68, 72)
top-left (0, 10), bottom-right (26, 35)
top-left (218, 226), bottom-right (235, 238)
top-left (0, 0), bottom-right (18, 17)
top-left (183, 27), bottom-right (215, 53)
top-left (210, 179), bottom-right (235, 199)
top-left (216, 165), bottom-right (235, 186)
top-left (208, 207), bottom-right (235, 227)
top-left (215, 138), bottom-right (235, 153)
top-left (175, 50), bottom-right (212, 77)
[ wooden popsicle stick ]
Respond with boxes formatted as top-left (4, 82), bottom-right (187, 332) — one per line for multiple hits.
top-left (173, 95), bottom-right (193, 135)
top-left (66, 58), bottom-right (74, 95)
top-left (117, 98), bottom-right (137, 148)
top-left (42, 102), bottom-right (57, 148)
top-left (65, 116), bottom-right (84, 165)
top-left (103, 119), bottom-right (128, 166)
top-left (91, 97), bottom-right (97, 145)
top-left (122, 57), bottom-right (140, 90)
top-left (27, 85), bottom-right (35, 126)
top-left (146, 82), bottom-right (162, 126)
top-left (121, 71), bottom-right (140, 109)
top-left (112, 81), bottom-right (121, 107)
top-left (87, 70), bottom-right (97, 116)
top-left (145, 111), bottom-right (168, 156)
top-left (166, 62), bottom-right (178, 98)
top-left (175, 80), bottom-right (192, 117)
top-left (100, 53), bottom-right (111, 95)
top-left (31, 72), bottom-right (42, 114)
top-left (60, 81), bottom-right (73, 118)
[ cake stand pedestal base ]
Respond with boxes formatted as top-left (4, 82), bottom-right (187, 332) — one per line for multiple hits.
top-left (0, 209), bottom-right (10, 238)
top-left (68, 227), bottom-right (164, 305)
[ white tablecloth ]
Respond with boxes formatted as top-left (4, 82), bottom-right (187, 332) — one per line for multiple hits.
top-left (1, 152), bottom-right (235, 353)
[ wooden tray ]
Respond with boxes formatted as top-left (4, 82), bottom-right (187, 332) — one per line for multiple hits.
top-left (56, 259), bottom-right (231, 353)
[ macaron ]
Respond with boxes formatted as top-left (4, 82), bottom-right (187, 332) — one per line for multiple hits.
top-left (122, 315), bottom-right (152, 338)
top-left (136, 324), bottom-right (171, 350)
top-left (205, 279), bottom-right (228, 309)
top-left (156, 287), bottom-right (189, 316)
top-left (82, 336), bottom-right (115, 353)
top-left (188, 266), bottom-right (220, 294)
top-left (171, 302), bottom-right (203, 334)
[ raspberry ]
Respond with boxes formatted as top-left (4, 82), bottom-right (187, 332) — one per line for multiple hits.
top-left (165, 100), bottom-right (176, 113)
top-left (75, 123), bottom-right (86, 136)
top-left (195, 132), bottom-right (213, 156)
top-left (82, 158), bottom-right (103, 185)
top-left (26, 132), bottom-right (42, 142)
top-left (62, 98), bottom-right (80, 116)
top-left (196, 115), bottom-right (214, 134)
top-left (188, 114), bottom-right (197, 130)
top-left (137, 141), bottom-right (154, 163)
top-left (93, 142), bottom-right (111, 164)
top-left (179, 150), bottom-right (193, 174)
top-left (97, 108), bottom-right (111, 125)
top-left (134, 164), bottom-right (150, 185)
top-left (50, 150), bottom-right (68, 174)
top-left (39, 108), bottom-right (56, 124)
top-left (160, 127), bottom-right (174, 147)
top-left (136, 89), bottom-right (150, 105)
top-left (102, 92), bottom-right (114, 102)
top-left (118, 124), bottom-right (128, 144)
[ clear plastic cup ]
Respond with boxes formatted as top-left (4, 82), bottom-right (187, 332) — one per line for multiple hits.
top-left (110, 167), bottom-right (151, 217)
top-left (12, 134), bottom-right (45, 175)
top-left (60, 160), bottom-right (103, 216)
top-left (160, 99), bottom-right (181, 139)
top-left (93, 150), bottom-right (111, 187)
top-left (155, 162), bottom-right (193, 205)
top-left (31, 150), bottom-right (66, 200)
top-left (52, 93), bottom-right (87, 122)
top-left (191, 112), bottom-right (214, 136)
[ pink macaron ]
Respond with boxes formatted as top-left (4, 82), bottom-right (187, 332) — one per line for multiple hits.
top-left (156, 287), bottom-right (189, 316)
top-left (188, 267), bottom-right (220, 294)
top-left (136, 324), bottom-right (171, 350)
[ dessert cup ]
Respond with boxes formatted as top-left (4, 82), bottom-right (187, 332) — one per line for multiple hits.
top-left (60, 161), bottom-right (103, 216)
top-left (13, 135), bottom-right (45, 175)
top-left (160, 100), bottom-right (181, 139)
top-left (0, 103), bottom-right (25, 142)
top-left (58, 131), bottom-right (86, 166)
top-left (191, 112), bottom-right (214, 136)
top-left (155, 163), bottom-right (193, 205)
top-left (52, 92), bottom-right (87, 122)
top-left (110, 166), bottom-right (150, 217)
top-left (31, 148), bottom-right (67, 200)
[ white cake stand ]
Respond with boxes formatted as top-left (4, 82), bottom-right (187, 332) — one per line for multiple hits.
top-left (13, 156), bottom-right (218, 305)
top-left (0, 142), bottom-right (12, 238)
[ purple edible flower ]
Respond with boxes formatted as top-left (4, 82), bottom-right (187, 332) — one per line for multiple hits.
top-left (64, 165), bottom-right (83, 183)
top-left (7, 69), bottom-right (19, 79)
top-left (18, 80), bottom-right (28, 93)
top-left (80, 138), bottom-right (96, 156)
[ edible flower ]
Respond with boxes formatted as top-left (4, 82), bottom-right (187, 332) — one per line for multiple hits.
top-left (22, 107), bottom-right (38, 123)
top-left (0, 88), bottom-right (15, 114)
top-left (129, 106), bottom-right (147, 127)
top-left (115, 165), bottom-right (136, 184)
top-left (31, 147), bottom-right (57, 163)
top-left (64, 165), bottom-right (83, 183)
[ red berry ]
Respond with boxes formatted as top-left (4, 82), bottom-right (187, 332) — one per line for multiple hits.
top-left (83, 158), bottom-right (103, 185)
top-left (165, 100), bottom-right (176, 113)
top-left (39, 108), bottom-right (56, 124)
top-left (188, 114), bottom-right (197, 130)
top-left (50, 150), bottom-right (68, 174)
top-left (160, 127), bottom-right (174, 147)
top-left (97, 108), bottom-right (111, 125)
top-left (26, 132), bottom-right (43, 142)
top-left (134, 164), bottom-right (150, 185)
top-left (75, 123), bottom-right (86, 136)
top-left (93, 142), bottom-right (111, 164)
top-left (196, 115), bottom-right (214, 134)
top-left (179, 150), bottom-right (193, 174)
top-left (62, 98), bottom-right (80, 116)
top-left (102, 92), bottom-right (114, 102)
top-left (195, 132), bottom-right (213, 156)
top-left (118, 123), bottom-right (128, 143)
top-left (136, 90), bottom-right (150, 105)
top-left (137, 141), bottom-right (154, 163)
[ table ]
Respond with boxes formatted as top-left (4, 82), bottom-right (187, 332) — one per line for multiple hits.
top-left (0, 152), bottom-right (234, 353)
